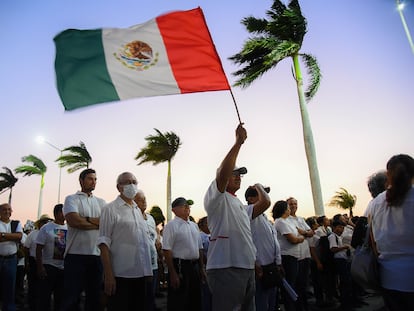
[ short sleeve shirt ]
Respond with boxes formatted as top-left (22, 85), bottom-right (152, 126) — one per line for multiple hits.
top-left (204, 180), bottom-right (256, 270)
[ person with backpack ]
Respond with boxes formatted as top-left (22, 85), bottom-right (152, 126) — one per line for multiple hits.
top-left (312, 216), bottom-right (336, 307)
top-left (0, 203), bottom-right (23, 311)
top-left (329, 221), bottom-right (353, 309)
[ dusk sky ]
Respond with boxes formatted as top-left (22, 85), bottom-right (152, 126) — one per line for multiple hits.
top-left (1, 0), bottom-right (413, 225)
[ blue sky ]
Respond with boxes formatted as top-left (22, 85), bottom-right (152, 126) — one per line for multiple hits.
top-left (1, 0), bottom-right (413, 224)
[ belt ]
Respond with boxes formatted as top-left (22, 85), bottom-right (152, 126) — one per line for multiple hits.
top-left (0, 253), bottom-right (16, 259)
top-left (173, 258), bottom-right (199, 265)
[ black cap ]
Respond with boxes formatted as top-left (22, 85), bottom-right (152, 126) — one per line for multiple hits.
top-left (244, 186), bottom-right (270, 201)
top-left (171, 197), bottom-right (194, 208)
top-left (233, 166), bottom-right (247, 175)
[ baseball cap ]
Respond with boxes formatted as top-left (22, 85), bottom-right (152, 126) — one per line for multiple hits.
top-left (233, 166), bottom-right (247, 175)
top-left (171, 197), bottom-right (194, 208)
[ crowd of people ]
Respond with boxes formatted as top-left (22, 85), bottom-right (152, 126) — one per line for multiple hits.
top-left (0, 124), bottom-right (413, 311)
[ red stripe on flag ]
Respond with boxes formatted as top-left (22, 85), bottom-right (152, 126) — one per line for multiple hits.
top-left (156, 7), bottom-right (230, 94)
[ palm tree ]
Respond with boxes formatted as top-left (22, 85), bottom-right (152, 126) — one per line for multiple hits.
top-left (135, 129), bottom-right (181, 222)
top-left (15, 155), bottom-right (47, 218)
top-left (56, 141), bottom-right (92, 173)
top-left (0, 167), bottom-right (18, 204)
top-left (328, 187), bottom-right (357, 218)
top-left (229, 0), bottom-right (324, 215)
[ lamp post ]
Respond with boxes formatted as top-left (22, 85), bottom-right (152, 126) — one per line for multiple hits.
top-left (396, 0), bottom-right (414, 54)
top-left (37, 136), bottom-right (63, 203)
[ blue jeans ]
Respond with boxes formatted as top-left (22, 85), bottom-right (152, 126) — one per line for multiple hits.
top-left (0, 254), bottom-right (17, 311)
top-left (61, 254), bottom-right (103, 311)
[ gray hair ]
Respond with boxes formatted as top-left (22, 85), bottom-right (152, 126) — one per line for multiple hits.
top-left (367, 170), bottom-right (387, 198)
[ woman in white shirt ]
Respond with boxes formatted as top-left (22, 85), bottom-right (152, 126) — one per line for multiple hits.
top-left (273, 200), bottom-right (305, 311)
top-left (371, 154), bottom-right (414, 311)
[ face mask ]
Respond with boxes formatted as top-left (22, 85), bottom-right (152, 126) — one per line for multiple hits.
top-left (122, 184), bottom-right (138, 199)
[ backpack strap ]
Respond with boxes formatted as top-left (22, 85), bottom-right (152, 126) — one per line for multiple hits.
top-left (11, 220), bottom-right (19, 233)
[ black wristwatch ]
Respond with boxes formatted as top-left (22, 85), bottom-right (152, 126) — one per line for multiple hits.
top-left (1, 233), bottom-right (5, 239)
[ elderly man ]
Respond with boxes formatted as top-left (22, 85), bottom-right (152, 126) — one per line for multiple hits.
top-left (134, 189), bottom-right (158, 311)
top-left (162, 197), bottom-right (204, 311)
top-left (62, 168), bottom-right (106, 311)
top-left (0, 203), bottom-right (23, 311)
top-left (98, 172), bottom-right (152, 311)
top-left (204, 123), bottom-right (271, 311)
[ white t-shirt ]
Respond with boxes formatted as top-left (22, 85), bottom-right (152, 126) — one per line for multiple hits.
top-left (97, 196), bottom-right (152, 278)
top-left (274, 217), bottom-right (301, 258)
top-left (35, 221), bottom-right (67, 269)
top-left (371, 187), bottom-right (414, 291)
top-left (162, 217), bottom-right (202, 260)
top-left (288, 215), bottom-right (311, 260)
top-left (63, 191), bottom-right (105, 256)
top-left (24, 229), bottom-right (39, 257)
top-left (204, 180), bottom-right (256, 270)
top-left (0, 220), bottom-right (23, 256)
top-left (250, 209), bottom-right (281, 266)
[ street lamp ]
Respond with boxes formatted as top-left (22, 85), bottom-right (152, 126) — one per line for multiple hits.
top-left (396, 0), bottom-right (414, 54)
top-left (36, 136), bottom-right (63, 203)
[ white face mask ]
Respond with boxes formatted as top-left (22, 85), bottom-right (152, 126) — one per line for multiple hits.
top-left (122, 184), bottom-right (138, 199)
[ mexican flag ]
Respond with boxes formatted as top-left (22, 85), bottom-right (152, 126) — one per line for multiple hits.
top-left (54, 7), bottom-right (230, 111)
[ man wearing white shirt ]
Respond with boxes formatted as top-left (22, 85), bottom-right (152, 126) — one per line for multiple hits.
top-left (162, 197), bottom-right (204, 311)
top-left (98, 172), bottom-right (152, 311)
top-left (287, 197), bottom-right (314, 311)
top-left (245, 186), bottom-right (280, 311)
top-left (134, 189), bottom-right (158, 311)
top-left (0, 203), bottom-right (23, 311)
top-left (36, 203), bottom-right (67, 311)
top-left (62, 168), bottom-right (106, 311)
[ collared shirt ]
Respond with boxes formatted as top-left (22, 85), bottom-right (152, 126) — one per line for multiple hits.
top-left (0, 220), bottom-right (22, 256)
top-left (63, 191), bottom-right (106, 256)
top-left (328, 233), bottom-right (347, 260)
top-left (97, 196), bottom-right (152, 278)
top-left (144, 213), bottom-right (158, 270)
top-left (288, 215), bottom-right (312, 260)
top-left (162, 217), bottom-right (202, 260)
top-left (249, 208), bottom-right (281, 266)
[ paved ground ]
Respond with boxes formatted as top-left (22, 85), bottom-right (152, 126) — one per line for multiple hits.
top-left (153, 290), bottom-right (386, 311)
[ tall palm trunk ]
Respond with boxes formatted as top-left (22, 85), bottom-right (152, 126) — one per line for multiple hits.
top-left (292, 53), bottom-right (324, 216)
top-left (166, 160), bottom-right (172, 222)
top-left (8, 189), bottom-right (12, 205)
top-left (38, 174), bottom-right (45, 219)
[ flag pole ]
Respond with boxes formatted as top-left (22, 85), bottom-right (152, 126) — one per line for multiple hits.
top-left (229, 88), bottom-right (242, 124)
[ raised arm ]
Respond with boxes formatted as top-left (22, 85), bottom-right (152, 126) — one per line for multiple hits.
top-left (251, 184), bottom-right (271, 219)
top-left (216, 123), bottom-right (247, 193)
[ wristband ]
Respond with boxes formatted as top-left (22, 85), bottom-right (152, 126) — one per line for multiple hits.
top-left (86, 216), bottom-right (90, 223)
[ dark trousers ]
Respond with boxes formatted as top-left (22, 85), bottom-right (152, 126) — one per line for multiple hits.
top-left (61, 254), bottom-right (103, 311)
top-left (107, 277), bottom-right (146, 311)
top-left (281, 255), bottom-right (299, 311)
top-left (37, 264), bottom-right (64, 311)
top-left (334, 258), bottom-right (352, 306)
top-left (167, 259), bottom-right (201, 311)
top-left (296, 258), bottom-right (310, 311)
top-left (27, 256), bottom-right (38, 311)
top-left (0, 254), bottom-right (17, 311)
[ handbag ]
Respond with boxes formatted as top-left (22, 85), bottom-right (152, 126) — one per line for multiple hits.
top-left (350, 222), bottom-right (381, 291)
top-left (261, 262), bottom-right (282, 289)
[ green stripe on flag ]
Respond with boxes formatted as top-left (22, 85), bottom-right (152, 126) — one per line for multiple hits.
top-left (54, 29), bottom-right (120, 111)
